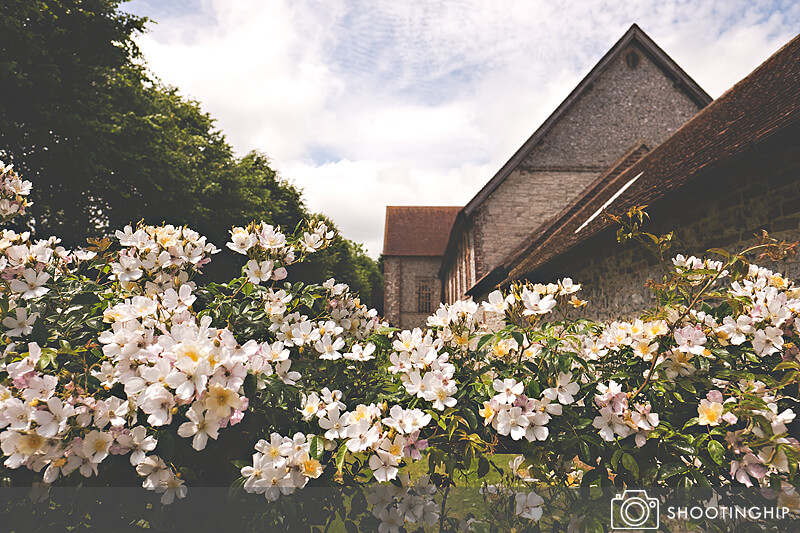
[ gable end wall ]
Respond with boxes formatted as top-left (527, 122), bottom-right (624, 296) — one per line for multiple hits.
top-left (463, 43), bottom-right (704, 294)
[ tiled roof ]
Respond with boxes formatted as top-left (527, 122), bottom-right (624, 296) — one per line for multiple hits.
top-left (383, 206), bottom-right (461, 256)
top-left (494, 32), bottom-right (800, 287)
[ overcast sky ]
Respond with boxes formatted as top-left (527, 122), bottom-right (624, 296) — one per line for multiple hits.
top-left (122, 0), bottom-right (799, 257)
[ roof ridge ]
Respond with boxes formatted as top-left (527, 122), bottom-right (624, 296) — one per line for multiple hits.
top-left (439, 24), bottom-right (711, 279)
top-left (460, 24), bottom-right (710, 219)
top-left (500, 32), bottom-right (800, 285)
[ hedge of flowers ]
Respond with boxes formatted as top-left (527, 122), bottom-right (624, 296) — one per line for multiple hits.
top-left (0, 162), bottom-right (798, 531)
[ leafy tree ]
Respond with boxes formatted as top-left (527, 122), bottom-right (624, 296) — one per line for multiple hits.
top-left (291, 216), bottom-right (384, 308)
top-left (0, 0), bottom-right (149, 237)
top-left (0, 0), bottom-right (381, 296)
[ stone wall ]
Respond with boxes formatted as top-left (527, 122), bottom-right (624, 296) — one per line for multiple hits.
top-left (443, 221), bottom-right (477, 304)
top-left (454, 43), bottom-right (704, 301)
top-left (531, 131), bottom-right (800, 321)
top-left (472, 169), bottom-right (601, 275)
top-left (383, 256), bottom-right (402, 326)
top-left (383, 255), bottom-right (443, 329)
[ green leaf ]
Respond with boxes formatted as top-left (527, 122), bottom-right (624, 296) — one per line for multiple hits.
top-left (578, 440), bottom-right (592, 463)
top-left (670, 440), bottom-right (696, 455)
top-left (682, 418), bottom-right (699, 430)
top-left (243, 373), bottom-right (257, 399)
top-left (658, 463), bottom-right (689, 481)
top-left (691, 467), bottom-right (712, 488)
top-left (367, 333), bottom-right (392, 351)
top-left (157, 430), bottom-right (175, 458)
top-left (621, 453), bottom-right (639, 479)
top-left (231, 459), bottom-right (249, 470)
top-left (462, 407), bottom-right (477, 430)
top-left (774, 361), bottom-right (800, 371)
top-left (349, 489), bottom-right (367, 517)
top-left (476, 334), bottom-right (494, 352)
top-left (611, 449), bottom-right (623, 471)
top-left (310, 435), bottom-right (323, 459)
top-left (335, 445), bottom-right (347, 473)
top-left (179, 466), bottom-right (197, 480)
top-left (585, 516), bottom-right (604, 533)
top-left (779, 371), bottom-right (798, 388)
top-left (30, 317), bottom-right (48, 345)
top-left (511, 331), bottom-right (524, 348)
top-left (477, 456), bottom-right (490, 479)
top-left (707, 440), bottom-right (725, 464)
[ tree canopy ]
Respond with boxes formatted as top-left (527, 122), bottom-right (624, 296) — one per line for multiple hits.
top-left (0, 0), bottom-right (381, 304)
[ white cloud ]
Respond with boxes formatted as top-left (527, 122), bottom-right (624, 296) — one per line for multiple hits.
top-left (124, 0), bottom-right (800, 257)
top-left (283, 158), bottom-right (492, 256)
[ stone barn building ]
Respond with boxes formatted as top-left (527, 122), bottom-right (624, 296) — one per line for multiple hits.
top-left (383, 24), bottom-right (712, 327)
top-left (382, 24), bottom-right (800, 325)
top-left (383, 206), bottom-right (459, 328)
top-left (470, 31), bottom-right (800, 320)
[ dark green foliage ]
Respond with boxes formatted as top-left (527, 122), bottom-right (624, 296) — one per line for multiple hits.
top-left (0, 0), bottom-right (381, 298)
top-left (291, 215), bottom-right (383, 309)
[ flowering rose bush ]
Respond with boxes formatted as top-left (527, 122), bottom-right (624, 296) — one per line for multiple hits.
top-left (0, 165), bottom-right (798, 531)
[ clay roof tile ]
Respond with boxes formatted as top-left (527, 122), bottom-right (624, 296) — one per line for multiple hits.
top-left (383, 206), bottom-right (461, 256)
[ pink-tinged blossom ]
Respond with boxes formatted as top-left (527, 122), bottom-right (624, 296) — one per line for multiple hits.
top-left (162, 284), bottom-right (196, 312)
top-left (697, 399), bottom-right (724, 426)
top-left (82, 430), bottom-right (113, 463)
top-left (31, 397), bottom-right (74, 437)
top-left (21, 374), bottom-right (57, 402)
top-left (496, 407), bottom-right (529, 441)
top-left (139, 387), bottom-right (175, 427)
top-left (595, 381), bottom-right (627, 415)
top-left (369, 449), bottom-right (400, 482)
top-left (730, 453), bottom-right (767, 487)
top-left (10, 268), bottom-right (50, 299)
top-left (716, 315), bottom-right (754, 345)
top-left (203, 383), bottom-right (243, 419)
top-left (482, 290), bottom-right (514, 314)
top-left (116, 426), bottom-right (157, 466)
top-left (515, 491), bottom-right (544, 521)
top-left (318, 405), bottom-right (348, 440)
top-left (752, 326), bottom-right (784, 356)
top-left (3, 307), bottom-right (38, 337)
top-left (493, 378), bottom-right (524, 405)
top-left (136, 455), bottom-right (172, 490)
top-left (674, 325), bottom-right (707, 355)
top-left (403, 430), bottom-right (428, 461)
top-left (177, 403), bottom-right (220, 451)
top-left (156, 474), bottom-right (187, 505)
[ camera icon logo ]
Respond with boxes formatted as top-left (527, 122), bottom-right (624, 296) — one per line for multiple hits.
top-left (611, 490), bottom-right (660, 530)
